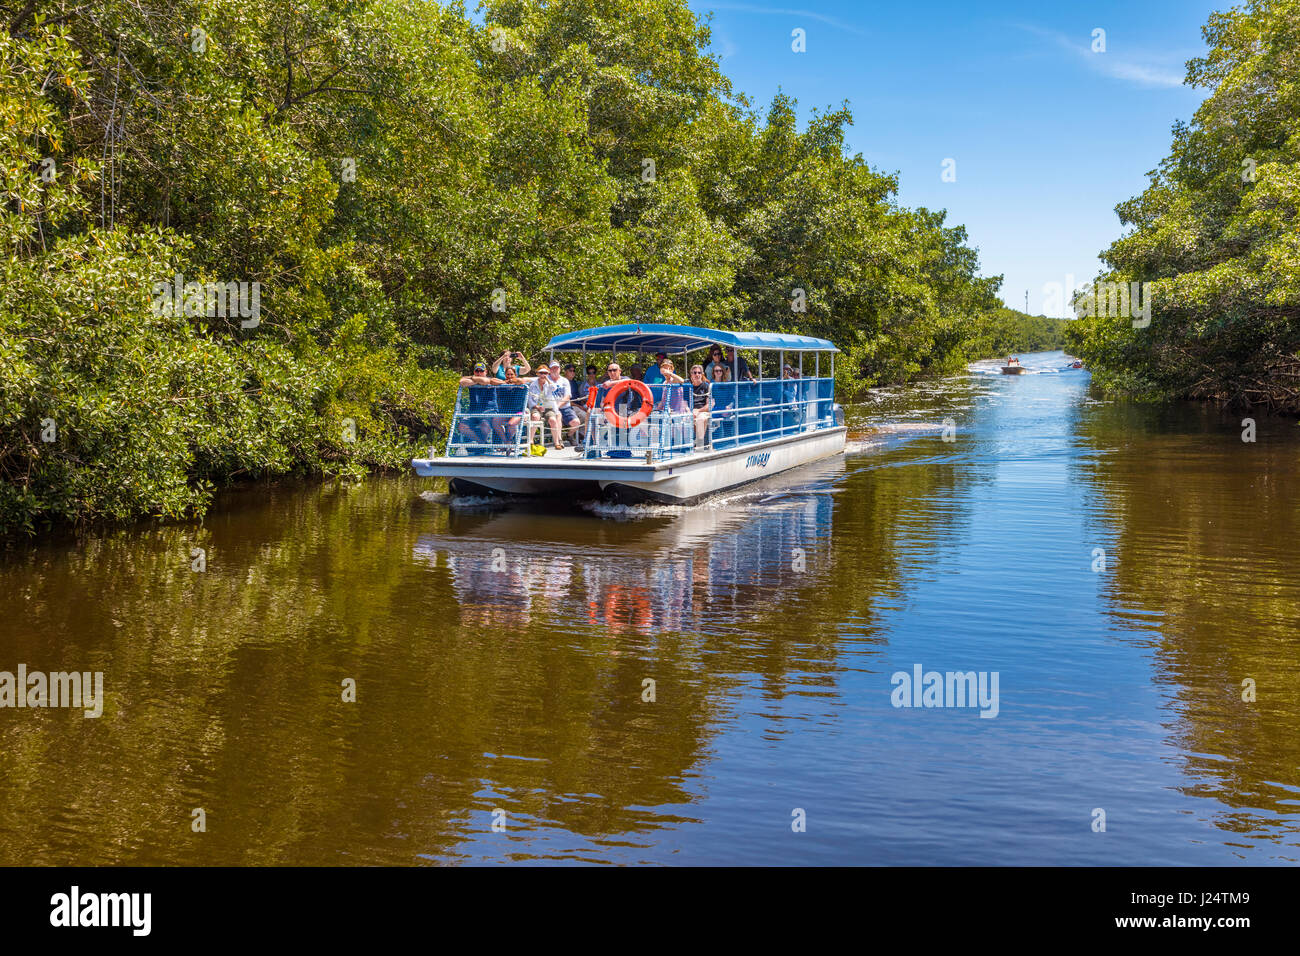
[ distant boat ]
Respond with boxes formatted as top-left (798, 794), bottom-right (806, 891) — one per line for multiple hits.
top-left (1001, 357), bottom-right (1027, 375)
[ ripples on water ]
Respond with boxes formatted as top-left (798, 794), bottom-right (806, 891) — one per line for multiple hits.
top-left (1, 351), bottom-right (1298, 864)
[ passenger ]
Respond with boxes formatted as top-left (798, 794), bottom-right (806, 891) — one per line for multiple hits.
top-left (598, 361), bottom-right (644, 446)
top-left (654, 359), bottom-right (688, 413)
top-left (492, 349), bottom-right (531, 379)
top-left (687, 364), bottom-right (713, 447)
top-left (703, 345), bottom-right (754, 382)
top-left (458, 361), bottom-right (495, 387)
top-left (605, 361), bottom-right (640, 412)
top-left (710, 363), bottom-right (737, 434)
top-left (494, 365), bottom-right (528, 446)
top-left (628, 363), bottom-right (644, 382)
top-left (562, 363), bottom-right (590, 434)
top-left (702, 345), bottom-right (726, 380)
top-left (723, 346), bottom-right (755, 381)
top-left (526, 369), bottom-right (564, 451)
top-left (564, 363), bottom-right (587, 403)
top-left (643, 352), bottom-right (669, 385)
top-left (781, 364), bottom-right (800, 415)
top-left (656, 358), bottom-right (683, 384)
top-left (455, 363), bottom-right (496, 447)
top-left (548, 360), bottom-right (583, 447)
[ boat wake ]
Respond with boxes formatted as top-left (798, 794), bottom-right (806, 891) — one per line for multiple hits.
top-left (419, 490), bottom-right (511, 510)
top-left (580, 486), bottom-right (761, 519)
top-left (866, 422), bottom-right (947, 434)
top-left (580, 500), bottom-right (687, 519)
top-left (844, 437), bottom-right (885, 455)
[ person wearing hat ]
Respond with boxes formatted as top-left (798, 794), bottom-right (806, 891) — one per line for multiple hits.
top-left (525, 366), bottom-right (564, 450)
top-left (546, 361), bottom-right (584, 447)
top-left (458, 361), bottom-right (496, 386)
top-left (455, 361), bottom-right (501, 448)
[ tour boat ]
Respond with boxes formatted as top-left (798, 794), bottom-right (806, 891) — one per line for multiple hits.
top-left (411, 324), bottom-right (847, 504)
top-left (1000, 357), bottom-right (1027, 375)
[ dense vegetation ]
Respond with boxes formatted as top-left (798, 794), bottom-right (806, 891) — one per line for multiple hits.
top-left (1066, 0), bottom-right (1299, 413)
top-left (2, 0), bottom-right (1046, 532)
top-left (966, 309), bottom-right (1067, 357)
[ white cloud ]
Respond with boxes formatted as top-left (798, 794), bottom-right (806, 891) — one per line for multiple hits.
top-left (1019, 24), bottom-right (1187, 89)
top-left (703, 3), bottom-right (871, 38)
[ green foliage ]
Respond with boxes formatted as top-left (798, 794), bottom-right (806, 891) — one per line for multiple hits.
top-left (965, 309), bottom-right (1070, 359)
top-left (1066, 0), bottom-right (1300, 411)
top-left (1, 0), bottom-right (1040, 532)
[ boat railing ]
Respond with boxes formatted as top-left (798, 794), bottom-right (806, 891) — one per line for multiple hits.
top-left (582, 383), bottom-right (695, 461)
top-left (581, 376), bottom-right (836, 459)
top-left (706, 377), bottom-right (835, 450)
top-left (443, 385), bottom-right (531, 457)
top-left (440, 377), bottom-right (838, 460)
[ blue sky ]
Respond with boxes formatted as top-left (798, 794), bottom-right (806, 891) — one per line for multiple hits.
top-left (687, 0), bottom-right (1220, 316)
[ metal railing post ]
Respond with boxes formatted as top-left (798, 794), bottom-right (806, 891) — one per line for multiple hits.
top-left (445, 385), bottom-right (463, 456)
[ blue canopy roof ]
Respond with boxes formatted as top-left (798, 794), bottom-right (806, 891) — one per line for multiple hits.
top-left (544, 323), bottom-right (839, 354)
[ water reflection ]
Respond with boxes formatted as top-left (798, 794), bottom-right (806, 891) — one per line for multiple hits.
top-left (3, 354), bottom-right (1299, 864)
top-left (1073, 398), bottom-right (1300, 849)
top-left (414, 481), bottom-right (837, 637)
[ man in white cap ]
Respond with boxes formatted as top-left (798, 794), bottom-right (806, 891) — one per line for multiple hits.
top-left (547, 360), bottom-right (583, 448)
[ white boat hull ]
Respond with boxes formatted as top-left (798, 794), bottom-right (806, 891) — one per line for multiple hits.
top-left (412, 427), bottom-right (848, 504)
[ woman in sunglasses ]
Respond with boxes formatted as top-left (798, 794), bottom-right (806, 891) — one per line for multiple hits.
top-left (687, 365), bottom-right (713, 448)
top-left (703, 346), bottom-right (725, 381)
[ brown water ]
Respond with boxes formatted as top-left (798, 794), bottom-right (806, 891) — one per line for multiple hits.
top-left (2, 352), bottom-right (1298, 864)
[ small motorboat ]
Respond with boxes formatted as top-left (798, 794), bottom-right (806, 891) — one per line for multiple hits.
top-left (1000, 357), bottom-right (1027, 375)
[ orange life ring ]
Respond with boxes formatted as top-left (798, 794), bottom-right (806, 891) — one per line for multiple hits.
top-left (602, 379), bottom-right (653, 429)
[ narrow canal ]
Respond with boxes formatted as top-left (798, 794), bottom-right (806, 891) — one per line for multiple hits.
top-left (3, 351), bottom-right (1297, 864)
